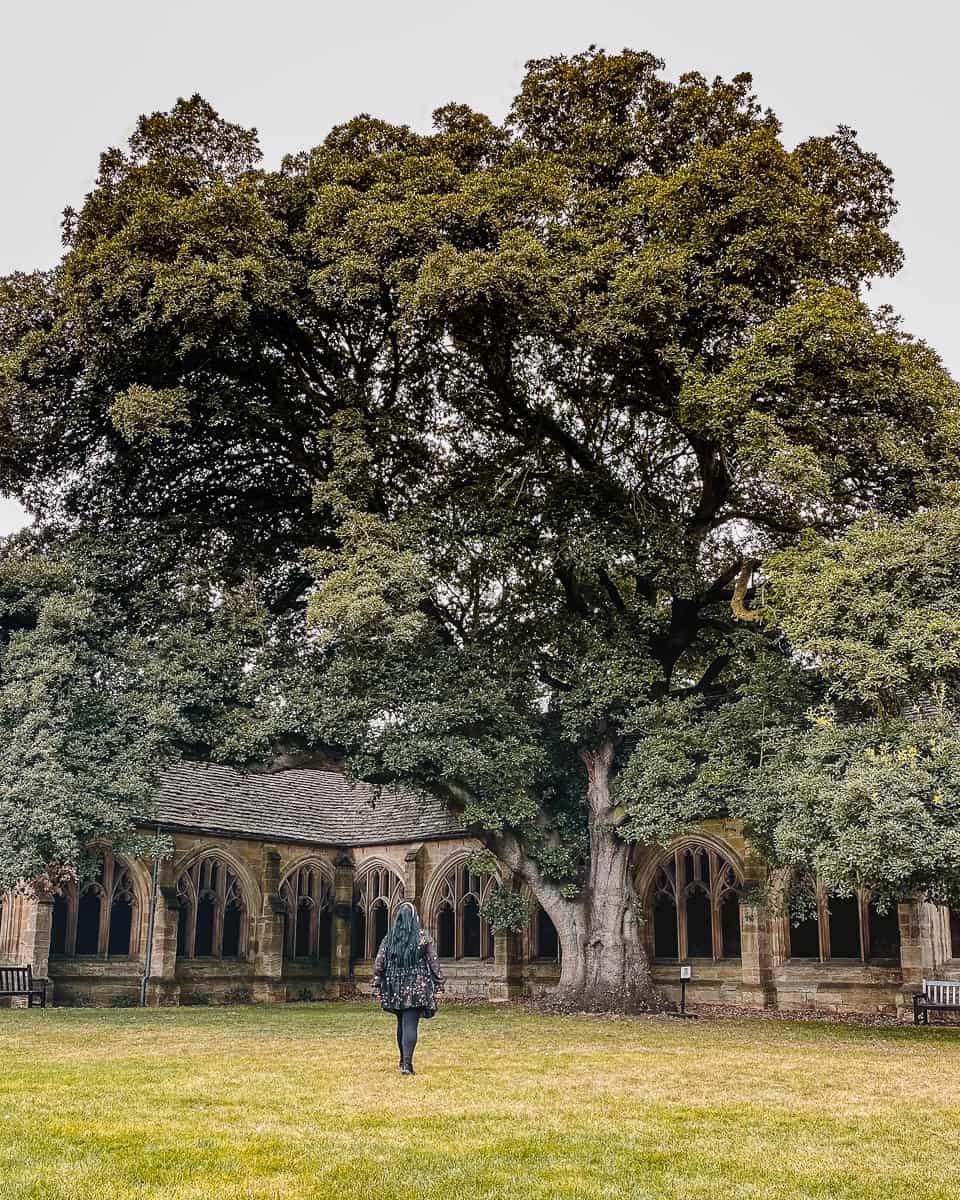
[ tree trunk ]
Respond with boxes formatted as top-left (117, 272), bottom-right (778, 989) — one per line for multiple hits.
top-left (493, 740), bottom-right (660, 1011)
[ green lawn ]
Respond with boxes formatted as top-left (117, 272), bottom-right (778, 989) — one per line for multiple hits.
top-left (0, 1003), bottom-right (958, 1200)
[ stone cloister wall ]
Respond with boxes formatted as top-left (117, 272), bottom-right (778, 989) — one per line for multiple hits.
top-left (2, 821), bottom-right (958, 1017)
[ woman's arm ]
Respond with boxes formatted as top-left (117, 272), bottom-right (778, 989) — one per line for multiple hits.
top-left (424, 932), bottom-right (445, 991)
top-left (371, 939), bottom-right (386, 997)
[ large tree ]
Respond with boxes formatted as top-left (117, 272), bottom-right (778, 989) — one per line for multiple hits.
top-left (2, 50), bottom-right (959, 1001)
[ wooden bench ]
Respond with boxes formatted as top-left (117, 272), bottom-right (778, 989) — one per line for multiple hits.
top-left (913, 978), bottom-right (960, 1025)
top-left (0, 965), bottom-right (47, 1008)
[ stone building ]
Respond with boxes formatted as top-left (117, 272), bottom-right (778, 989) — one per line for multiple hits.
top-left (2, 760), bottom-right (959, 1016)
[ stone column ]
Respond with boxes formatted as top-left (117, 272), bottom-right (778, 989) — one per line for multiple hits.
top-left (488, 867), bottom-right (523, 1002)
top-left (251, 849), bottom-right (286, 1004)
top-left (489, 930), bottom-right (523, 1001)
top-left (739, 902), bottom-right (776, 1009)
top-left (331, 852), bottom-right (356, 993)
top-left (20, 895), bottom-right (53, 982)
top-left (403, 845), bottom-right (425, 912)
top-left (145, 861), bottom-right (181, 1006)
top-left (897, 899), bottom-right (937, 1017)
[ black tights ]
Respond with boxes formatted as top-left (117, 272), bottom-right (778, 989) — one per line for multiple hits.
top-left (395, 1009), bottom-right (420, 1065)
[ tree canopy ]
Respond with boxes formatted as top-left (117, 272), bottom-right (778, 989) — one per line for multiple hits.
top-left (2, 48), bottom-right (959, 994)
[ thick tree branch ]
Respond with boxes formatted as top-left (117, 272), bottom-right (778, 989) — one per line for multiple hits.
top-left (731, 559), bottom-right (764, 623)
top-left (676, 653), bottom-right (732, 698)
top-left (596, 565), bottom-right (627, 612)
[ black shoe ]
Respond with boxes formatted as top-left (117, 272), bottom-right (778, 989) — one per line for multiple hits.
top-left (400, 1059), bottom-right (415, 1076)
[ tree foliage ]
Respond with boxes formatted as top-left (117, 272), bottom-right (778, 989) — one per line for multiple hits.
top-left (2, 50), bottom-right (960, 984)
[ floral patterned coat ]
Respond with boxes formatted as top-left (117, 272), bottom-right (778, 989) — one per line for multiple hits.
top-left (371, 930), bottom-right (445, 1017)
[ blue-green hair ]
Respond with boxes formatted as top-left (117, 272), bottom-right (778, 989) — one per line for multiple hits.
top-left (383, 902), bottom-right (421, 970)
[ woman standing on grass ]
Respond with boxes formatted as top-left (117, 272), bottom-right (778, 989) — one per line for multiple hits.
top-left (371, 901), bottom-right (444, 1075)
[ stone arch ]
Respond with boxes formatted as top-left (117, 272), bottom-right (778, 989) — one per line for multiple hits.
top-left (421, 850), bottom-right (500, 961)
top-left (279, 852), bottom-right (336, 887)
top-left (351, 858), bottom-right (404, 962)
top-left (780, 871), bottom-right (901, 963)
top-left (173, 848), bottom-right (258, 961)
top-left (279, 857), bottom-right (335, 962)
top-left (634, 834), bottom-right (747, 902)
top-left (50, 850), bottom-right (149, 959)
top-left (173, 845), bottom-right (261, 915)
top-left (512, 882), bottom-right (561, 964)
top-left (637, 836), bottom-right (746, 963)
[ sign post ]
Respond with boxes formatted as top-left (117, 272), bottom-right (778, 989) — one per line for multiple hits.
top-left (667, 964), bottom-right (698, 1018)
top-left (680, 964), bottom-right (691, 1015)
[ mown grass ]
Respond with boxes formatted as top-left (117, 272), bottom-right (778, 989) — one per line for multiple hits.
top-left (0, 1002), bottom-right (957, 1200)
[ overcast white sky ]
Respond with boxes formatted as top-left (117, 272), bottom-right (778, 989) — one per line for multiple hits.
top-left (1, 0), bottom-right (957, 535)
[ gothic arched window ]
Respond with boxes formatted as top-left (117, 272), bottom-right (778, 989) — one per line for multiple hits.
top-left (649, 844), bottom-right (743, 962)
top-left (176, 857), bottom-right (248, 960)
top-left (351, 864), bottom-right (404, 962)
top-left (786, 883), bottom-right (901, 962)
top-left (430, 861), bottom-right (497, 960)
top-left (867, 900), bottom-right (901, 961)
top-left (280, 863), bottom-right (334, 963)
top-left (531, 903), bottom-right (560, 962)
top-left (48, 853), bottom-right (140, 959)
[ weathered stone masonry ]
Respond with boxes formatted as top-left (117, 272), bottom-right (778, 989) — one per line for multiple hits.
top-left (1, 762), bottom-right (958, 1016)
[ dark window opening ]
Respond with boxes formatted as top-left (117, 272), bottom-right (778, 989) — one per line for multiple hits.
top-left (47, 853), bottom-right (139, 961)
top-left (51, 895), bottom-right (68, 955)
top-left (195, 896), bottom-right (216, 957)
top-left (295, 904), bottom-right (312, 958)
top-left (868, 902), bottom-right (900, 960)
top-left (350, 867), bottom-right (403, 961)
top-left (177, 903), bottom-right (190, 957)
top-left (351, 907), bottom-right (366, 961)
top-left (462, 896), bottom-right (482, 958)
top-left (686, 889), bottom-right (712, 958)
top-left (790, 915), bottom-right (820, 959)
top-left (720, 893), bottom-right (741, 958)
top-left (108, 900), bottom-right (133, 956)
top-left (175, 858), bottom-right (246, 960)
top-left (950, 909), bottom-right (960, 959)
top-left (653, 894), bottom-right (678, 960)
top-left (317, 911), bottom-right (332, 962)
top-left (828, 895), bottom-right (861, 958)
top-left (222, 903), bottom-right (242, 958)
top-left (437, 905), bottom-right (455, 958)
top-left (281, 866), bottom-right (333, 963)
top-left (536, 906), bottom-right (559, 961)
top-left (76, 890), bottom-right (101, 955)
top-left (373, 902), bottom-right (389, 951)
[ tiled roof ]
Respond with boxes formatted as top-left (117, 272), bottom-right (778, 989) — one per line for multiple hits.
top-left (149, 761), bottom-right (465, 848)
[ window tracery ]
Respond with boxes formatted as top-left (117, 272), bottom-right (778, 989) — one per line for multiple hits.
top-left (430, 860), bottom-right (497, 960)
top-left (175, 857), bottom-right (247, 960)
top-left (280, 863), bottom-right (334, 962)
top-left (351, 864), bottom-right (404, 962)
top-left (649, 843), bottom-right (743, 961)
top-left (49, 853), bottom-right (139, 959)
